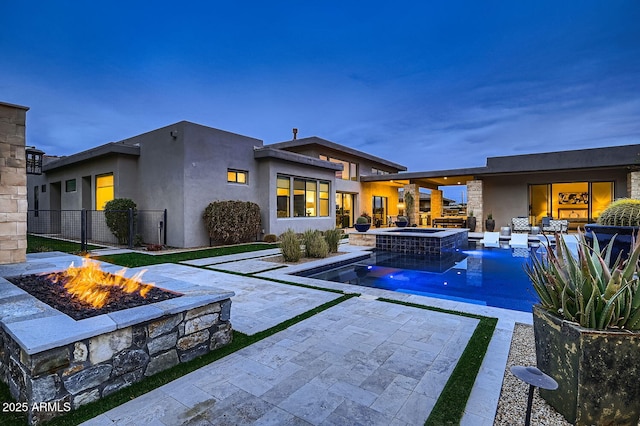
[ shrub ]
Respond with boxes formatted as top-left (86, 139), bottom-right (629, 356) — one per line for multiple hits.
top-left (303, 230), bottom-right (329, 258)
top-left (203, 200), bottom-right (261, 245)
top-left (360, 212), bottom-right (372, 223)
top-left (356, 216), bottom-right (369, 225)
top-left (597, 198), bottom-right (640, 226)
top-left (396, 216), bottom-right (408, 223)
top-left (525, 231), bottom-right (640, 330)
top-left (324, 228), bottom-right (342, 253)
top-left (263, 234), bottom-right (277, 243)
top-left (104, 198), bottom-right (137, 245)
top-left (279, 229), bottom-right (302, 262)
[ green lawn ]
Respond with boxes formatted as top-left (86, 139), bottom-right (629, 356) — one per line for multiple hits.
top-left (27, 234), bottom-right (101, 254)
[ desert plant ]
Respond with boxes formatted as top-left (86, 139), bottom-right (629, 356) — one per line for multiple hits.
top-left (104, 198), bottom-right (137, 245)
top-left (487, 213), bottom-right (493, 220)
top-left (525, 231), bottom-right (640, 330)
top-left (597, 198), bottom-right (640, 226)
top-left (279, 229), bottom-right (302, 262)
top-left (203, 200), bottom-right (261, 245)
top-left (356, 216), bottom-right (369, 225)
top-left (301, 229), bottom-right (329, 258)
top-left (360, 212), bottom-right (372, 223)
top-left (404, 191), bottom-right (414, 224)
top-left (324, 228), bottom-right (342, 253)
top-left (396, 215), bottom-right (408, 223)
top-left (263, 234), bottom-right (277, 243)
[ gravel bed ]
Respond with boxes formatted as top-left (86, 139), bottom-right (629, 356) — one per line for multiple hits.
top-left (494, 323), bottom-right (570, 426)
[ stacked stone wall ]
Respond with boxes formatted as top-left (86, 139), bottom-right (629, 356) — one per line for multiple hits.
top-left (0, 299), bottom-right (232, 425)
top-left (628, 171), bottom-right (640, 199)
top-left (466, 180), bottom-right (483, 231)
top-left (0, 102), bottom-right (29, 264)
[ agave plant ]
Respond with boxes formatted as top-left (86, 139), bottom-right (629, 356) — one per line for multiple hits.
top-left (525, 231), bottom-right (640, 330)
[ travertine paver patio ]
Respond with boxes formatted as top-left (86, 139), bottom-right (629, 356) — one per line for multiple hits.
top-left (137, 262), bottom-right (342, 336)
top-left (84, 296), bottom-right (478, 425)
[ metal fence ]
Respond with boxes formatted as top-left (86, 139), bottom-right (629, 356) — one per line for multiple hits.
top-left (27, 209), bottom-right (167, 251)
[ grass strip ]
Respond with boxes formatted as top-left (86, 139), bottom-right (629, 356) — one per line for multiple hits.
top-left (94, 243), bottom-right (277, 267)
top-left (33, 293), bottom-right (358, 426)
top-left (377, 298), bottom-right (498, 426)
top-left (27, 234), bottom-right (101, 254)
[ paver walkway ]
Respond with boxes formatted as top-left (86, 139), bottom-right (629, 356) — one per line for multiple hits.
top-left (84, 297), bottom-right (478, 425)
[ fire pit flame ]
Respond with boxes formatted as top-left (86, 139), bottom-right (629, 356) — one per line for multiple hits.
top-left (47, 257), bottom-right (154, 309)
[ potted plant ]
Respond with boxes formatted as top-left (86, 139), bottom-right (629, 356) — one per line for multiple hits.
top-left (354, 216), bottom-right (371, 232)
top-left (525, 232), bottom-right (640, 425)
top-left (466, 210), bottom-right (476, 232)
top-left (585, 198), bottom-right (640, 263)
top-left (395, 216), bottom-right (408, 227)
top-left (485, 213), bottom-right (495, 231)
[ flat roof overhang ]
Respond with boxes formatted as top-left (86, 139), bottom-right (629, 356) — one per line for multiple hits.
top-left (43, 143), bottom-right (140, 172)
top-left (361, 166), bottom-right (488, 188)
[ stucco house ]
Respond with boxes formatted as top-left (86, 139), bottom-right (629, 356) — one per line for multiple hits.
top-left (27, 121), bottom-right (407, 248)
top-left (27, 119), bottom-right (640, 248)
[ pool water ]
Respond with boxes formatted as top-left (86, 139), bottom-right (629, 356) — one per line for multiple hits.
top-left (302, 243), bottom-right (541, 313)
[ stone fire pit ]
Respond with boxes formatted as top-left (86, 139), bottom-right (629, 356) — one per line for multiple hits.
top-left (0, 252), bottom-right (234, 425)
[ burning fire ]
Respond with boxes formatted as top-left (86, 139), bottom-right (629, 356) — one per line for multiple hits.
top-left (47, 257), bottom-right (153, 309)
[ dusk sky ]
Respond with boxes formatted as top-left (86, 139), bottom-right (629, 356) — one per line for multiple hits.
top-left (2, 1), bottom-right (639, 174)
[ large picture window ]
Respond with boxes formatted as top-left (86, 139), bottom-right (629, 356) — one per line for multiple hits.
top-left (277, 175), bottom-right (330, 218)
top-left (319, 155), bottom-right (358, 181)
top-left (96, 173), bottom-right (114, 210)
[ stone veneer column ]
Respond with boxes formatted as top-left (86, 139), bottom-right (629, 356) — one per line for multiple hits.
top-left (466, 180), bottom-right (483, 231)
top-left (0, 102), bottom-right (29, 264)
top-left (628, 171), bottom-right (640, 199)
top-left (403, 183), bottom-right (419, 226)
top-left (431, 189), bottom-right (443, 223)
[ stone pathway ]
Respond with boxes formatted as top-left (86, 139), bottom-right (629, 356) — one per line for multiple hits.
top-left (84, 297), bottom-right (478, 425)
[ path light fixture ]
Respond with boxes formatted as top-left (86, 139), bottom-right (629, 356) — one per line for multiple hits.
top-left (510, 365), bottom-right (558, 426)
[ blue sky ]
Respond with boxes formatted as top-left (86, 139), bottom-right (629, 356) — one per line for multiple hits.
top-left (2, 1), bottom-right (639, 174)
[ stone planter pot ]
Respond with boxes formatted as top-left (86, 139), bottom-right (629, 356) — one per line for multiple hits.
top-left (584, 223), bottom-right (638, 264)
top-left (354, 223), bottom-right (371, 232)
top-left (485, 219), bottom-right (495, 232)
top-left (466, 216), bottom-right (476, 232)
top-left (533, 305), bottom-right (640, 425)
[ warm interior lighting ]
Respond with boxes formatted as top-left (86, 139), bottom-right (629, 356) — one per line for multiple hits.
top-left (47, 257), bottom-right (153, 309)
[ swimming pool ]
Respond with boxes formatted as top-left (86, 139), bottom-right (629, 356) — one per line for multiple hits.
top-left (300, 243), bottom-right (540, 313)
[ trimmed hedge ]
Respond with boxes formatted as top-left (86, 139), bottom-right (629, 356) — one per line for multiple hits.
top-left (203, 200), bottom-right (262, 244)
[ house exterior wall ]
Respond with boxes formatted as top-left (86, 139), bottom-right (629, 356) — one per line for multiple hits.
top-left (258, 158), bottom-right (337, 236)
top-left (360, 182), bottom-right (402, 221)
top-left (482, 169), bottom-right (628, 229)
top-left (181, 123), bottom-right (263, 247)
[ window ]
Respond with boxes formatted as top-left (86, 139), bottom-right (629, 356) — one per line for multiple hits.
top-left (33, 186), bottom-right (39, 217)
top-left (277, 174), bottom-right (330, 218)
top-left (319, 155), bottom-right (358, 181)
top-left (65, 179), bottom-right (76, 192)
top-left (319, 182), bottom-right (329, 216)
top-left (372, 168), bottom-right (390, 175)
top-left (41, 184), bottom-right (46, 193)
top-left (277, 175), bottom-right (290, 217)
top-left (96, 173), bottom-right (114, 210)
top-left (227, 169), bottom-right (248, 184)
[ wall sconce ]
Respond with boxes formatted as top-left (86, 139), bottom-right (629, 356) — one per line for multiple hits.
top-left (25, 146), bottom-right (44, 175)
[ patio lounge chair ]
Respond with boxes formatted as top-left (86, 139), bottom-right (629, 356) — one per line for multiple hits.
top-left (542, 218), bottom-right (569, 234)
top-left (479, 231), bottom-right (500, 247)
top-left (509, 233), bottom-right (529, 248)
top-left (511, 217), bottom-right (531, 233)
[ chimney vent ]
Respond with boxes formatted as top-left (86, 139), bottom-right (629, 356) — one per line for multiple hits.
top-left (292, 128), bottom-right (298, 140)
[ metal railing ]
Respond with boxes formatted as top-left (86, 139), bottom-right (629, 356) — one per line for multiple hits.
top-left (27, 209), bottom-right (167, 252)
